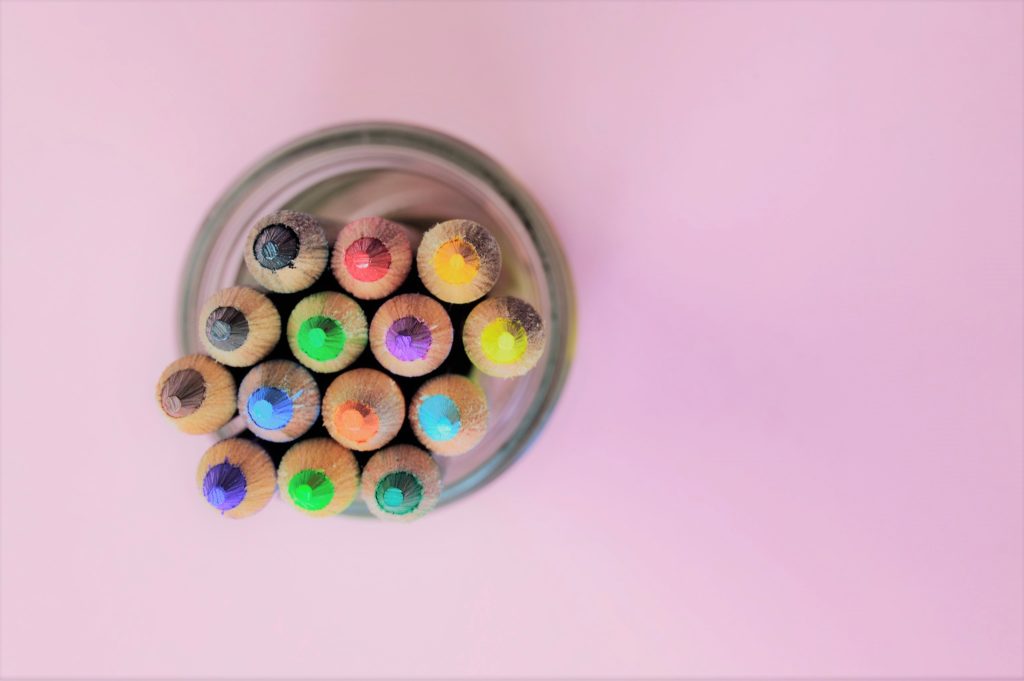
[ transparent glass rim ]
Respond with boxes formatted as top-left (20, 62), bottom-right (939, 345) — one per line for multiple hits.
top-left (179, 121), bottom-right (576, 509)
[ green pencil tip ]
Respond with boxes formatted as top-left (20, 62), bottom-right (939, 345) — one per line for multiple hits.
top-left (306, 327), bottom-right (327, 349)
top-left (288, 469), bottom-right (334, 511)
top-left (375, 472), bottom-right (423, 515)
top-left (382, 487), bottom-right (405, 508)
top-left (297, 315), bottom-right (346, 361)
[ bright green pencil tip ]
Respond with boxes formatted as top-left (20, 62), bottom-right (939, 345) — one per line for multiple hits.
top-left (288, 469), bottom-right (334, 511)
top-left (297, 315), bottom-right (346, 361)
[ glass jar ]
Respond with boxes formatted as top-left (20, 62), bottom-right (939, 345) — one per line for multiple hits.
top-left (179, 122), bottom-right (575, 516)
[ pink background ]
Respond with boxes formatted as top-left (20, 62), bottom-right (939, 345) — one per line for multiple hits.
top-left (1, 1), bottom-right (1021, 678)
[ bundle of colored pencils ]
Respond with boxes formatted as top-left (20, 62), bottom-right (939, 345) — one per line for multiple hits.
top-left (156, 212), bottom-right (545, 521)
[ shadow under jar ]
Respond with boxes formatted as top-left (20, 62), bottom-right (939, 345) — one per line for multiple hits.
top-left (179, 122), bottom-right (576, 517)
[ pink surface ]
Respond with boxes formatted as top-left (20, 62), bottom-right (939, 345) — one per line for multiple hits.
top-left (1, 1), bottom-right (1022, 678)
